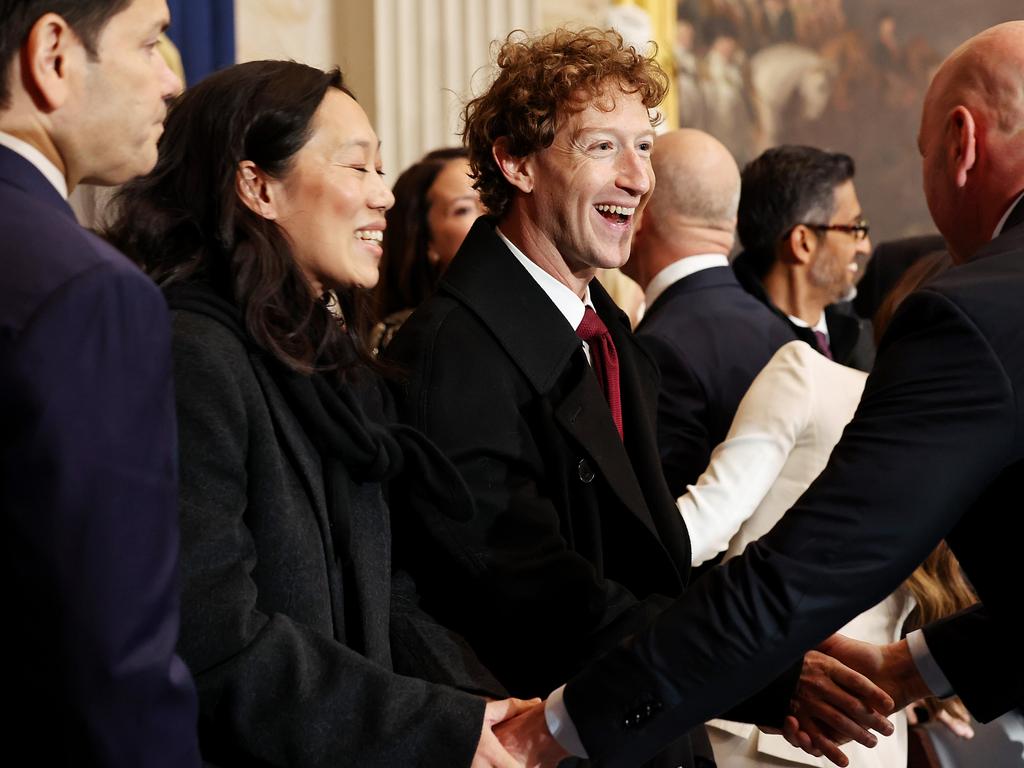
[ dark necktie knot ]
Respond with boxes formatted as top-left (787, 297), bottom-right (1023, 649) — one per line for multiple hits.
top-left (813, 329), bottom-right (833, 360)
top-left (576, 306), bottom-right (623, 440)
top-left (576, 306), bottom-right (610, 344)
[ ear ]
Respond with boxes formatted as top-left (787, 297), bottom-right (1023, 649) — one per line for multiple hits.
top-left (492, 136), bottom-right (534, 194)
top-left (783, 224), bottom-right (817, 265)
top-left (23, 13), bottom-right (81, 111)
top-left (235, 161), bottom-right (279, 220)
top-left (946, 105), bottom-right (977, 189)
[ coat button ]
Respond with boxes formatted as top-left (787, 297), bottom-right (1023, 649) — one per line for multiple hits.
top-left (577, 458), bottom-right (595, 483)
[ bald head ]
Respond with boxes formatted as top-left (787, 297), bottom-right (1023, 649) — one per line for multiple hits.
top-left (626, 129), bottom-right (740, 287)
top-left (919, 21), bottom-right (1024, 262)
top-left (647, 129), bottom-right (741, 231)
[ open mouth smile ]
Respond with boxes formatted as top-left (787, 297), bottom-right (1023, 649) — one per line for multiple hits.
top-left (594, 203), bottom-right (636, 224)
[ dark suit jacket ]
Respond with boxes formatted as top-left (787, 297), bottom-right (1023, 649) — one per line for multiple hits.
top-left (387, 218), bottom-right (692, 695)
top-left (852, 234), bottom-right (947, 321)
top-left (562, 203), bottom-right (1024, 767)
top-left (733, 251), bottom-right (876, 371)
top-left (168, 294), bottom-right (498, 767)
top-left (636, 265), bottom-right (797, 497)
top-left (388, 219), bottom-right (798, 767)
top-left (0, 146), bottom-right (200, 765)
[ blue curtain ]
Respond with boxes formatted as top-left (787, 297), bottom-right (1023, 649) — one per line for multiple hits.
top-left (166, 0), bottom-right (235, 86)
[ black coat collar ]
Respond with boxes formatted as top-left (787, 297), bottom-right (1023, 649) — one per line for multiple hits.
top-left (436, 218), bottom-right (689, 573)
top-left (438, 217), bottom-right (633, 395)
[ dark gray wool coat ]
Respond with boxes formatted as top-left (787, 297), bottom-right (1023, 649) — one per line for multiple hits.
top-left (168, 284), bottom-right (502, 767)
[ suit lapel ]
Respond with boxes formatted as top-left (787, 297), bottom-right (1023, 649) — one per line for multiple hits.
top-left (442, 219), bottom-right (665, 540)
top-left (552, 363), bottom-right (662, 540)
top-left (595, 282), bottom-right (692, 572)
top-left (824, 304), bottom-right (860, 362)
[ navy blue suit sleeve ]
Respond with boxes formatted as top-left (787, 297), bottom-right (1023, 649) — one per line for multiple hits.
top-left (562, 288), bottom-right (1017, 767)
top-left (637, 332), bottom-right (712, 497)
top-left (1, 263), bottom-right (200, 766)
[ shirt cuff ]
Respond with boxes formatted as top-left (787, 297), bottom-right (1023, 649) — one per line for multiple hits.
top-left (906, 629), bottom-right (955, 698)
top-left (544, 685), bottom-right (589, 758)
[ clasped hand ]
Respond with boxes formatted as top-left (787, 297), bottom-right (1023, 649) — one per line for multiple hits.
top-left (778, 633), bottom-right (934, 766)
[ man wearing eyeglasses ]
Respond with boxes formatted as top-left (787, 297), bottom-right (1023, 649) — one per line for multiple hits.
top-left (731, 145), bottom-right (876, 372)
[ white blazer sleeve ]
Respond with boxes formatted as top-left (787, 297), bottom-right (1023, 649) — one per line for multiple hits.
top-left (680, 341), bottom-right (814, 566)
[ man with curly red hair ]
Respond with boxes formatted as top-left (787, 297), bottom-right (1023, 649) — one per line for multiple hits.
top-left (388, 27), bottom-right (890, 768)
top-left (388, 27), bottom-right (717, 768)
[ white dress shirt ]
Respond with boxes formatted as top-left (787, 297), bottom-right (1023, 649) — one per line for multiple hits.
top-left (786, 308), bottom-right (829, 341)
top-left (496, 228), bottom-right (595, 361)
top-left (993, 191), bottom-right (1024, 238)
top-left (644, 253), bottom-right (730, 309)
top-left (0, 130), bottom-right (68, 199)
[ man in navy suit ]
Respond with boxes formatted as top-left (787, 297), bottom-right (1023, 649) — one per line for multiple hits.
top-left (624, 129), bottom-right (796, 505)
top-left (0, 1), bottom-right (199, 764)
top-left (497, 20), bottom-right (1024, 768)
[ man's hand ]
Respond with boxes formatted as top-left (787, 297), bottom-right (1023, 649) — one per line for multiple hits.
top-left (494, 698), bottom-right (571, 768)
top-left (780, 647), bottom-right (897, 767)
top-left (473, 698), bottom-right (541, 767)
top-left (817, 634), bottom-right (932, 712)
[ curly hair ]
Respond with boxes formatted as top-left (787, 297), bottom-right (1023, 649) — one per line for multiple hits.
top-left (463, 27), bottom-right (668, 217)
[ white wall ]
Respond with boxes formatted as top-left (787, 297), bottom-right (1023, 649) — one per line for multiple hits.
top-left (236, 0), bottom-right (544, 174)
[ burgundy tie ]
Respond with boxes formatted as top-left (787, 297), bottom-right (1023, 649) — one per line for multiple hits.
top-left (813, 329), bottom-right (833, 360)
top-left (576, 307), bottom-right (623, 439)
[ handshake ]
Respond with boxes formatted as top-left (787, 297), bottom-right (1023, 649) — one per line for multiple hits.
top-left (471, 633), bottom-right (938, 768)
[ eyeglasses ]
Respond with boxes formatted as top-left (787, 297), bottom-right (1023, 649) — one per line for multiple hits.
top-left (799, 219), bottom-right (871, 242)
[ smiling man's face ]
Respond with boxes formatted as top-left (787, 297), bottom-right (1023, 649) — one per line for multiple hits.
top-left (523, 87), bottom-right (656, 276)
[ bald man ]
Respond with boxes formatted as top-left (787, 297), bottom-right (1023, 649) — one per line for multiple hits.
top-left (497, 21), bottom-right (1024, 768)
top-left (625, 129), bottom-right (796, 508)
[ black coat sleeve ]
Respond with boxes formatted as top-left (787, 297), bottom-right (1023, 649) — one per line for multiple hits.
top-left (562, 288), bottom-right (1017, 767)
top-left (171, 312), bottom-right (484, 767)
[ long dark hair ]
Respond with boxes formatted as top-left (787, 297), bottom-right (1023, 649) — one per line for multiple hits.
top-left (374, 147), bottom-right (467, 319)
top-left (106, 59), bottom-right (372, 379)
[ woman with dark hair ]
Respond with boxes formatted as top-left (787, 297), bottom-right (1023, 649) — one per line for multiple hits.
top-left (371, 147), bottom-right (482, 355)
top-left (106, 59), bottom-right (529, 767)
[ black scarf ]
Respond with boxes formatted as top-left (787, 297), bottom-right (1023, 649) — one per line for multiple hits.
top-left (165, 281), bottom-right (476, 557)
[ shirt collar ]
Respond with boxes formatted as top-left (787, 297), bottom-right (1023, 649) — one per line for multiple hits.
top-left (992, 191), bottom-right (1024, 239)
top-left (496, 227), bottom-right (592, 330)
top-left (787, 310), bottom-right (829, 337)
top-left (644, 253), bottom-right (729, 308)
top-left (0, 130), bottom-right (68, 199)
